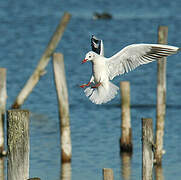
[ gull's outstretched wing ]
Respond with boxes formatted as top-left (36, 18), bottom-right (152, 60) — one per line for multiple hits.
top-left (107, 43), bottom-right (180, 80)
top-left (91, 35), bottom-right (104, 56)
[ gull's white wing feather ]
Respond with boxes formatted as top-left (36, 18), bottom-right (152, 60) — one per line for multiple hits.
top-left (107, 43), bottom-right (180, 80)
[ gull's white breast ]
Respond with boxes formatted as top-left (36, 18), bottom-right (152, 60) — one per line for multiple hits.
top-left (92, 57), bottom-right (108, 83)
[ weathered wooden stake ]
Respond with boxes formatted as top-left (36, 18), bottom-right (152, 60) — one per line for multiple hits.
top-left (0, 68), bottom-right (7, 155)
top-left (11, 12), bottom-right (71, 109)
top-left (155, 26), bottom-right (168, 165)
top-left (142, 118), bottom-right (154, 180)
top-left (53, 53), bottom-right (72, 162)
top-left (120, 81), bottom-right (133, 153)
top-left (103, 168), bottom-right (114, 180)
top-left (7, 110), bottom-right (30, 180)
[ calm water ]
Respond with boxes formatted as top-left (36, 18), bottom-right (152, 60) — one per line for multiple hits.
top-left (0, 0), bottom-right (181, 179)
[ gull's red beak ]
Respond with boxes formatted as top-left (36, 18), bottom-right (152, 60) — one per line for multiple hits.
top-left (81, 59), bottom-right (88, 64)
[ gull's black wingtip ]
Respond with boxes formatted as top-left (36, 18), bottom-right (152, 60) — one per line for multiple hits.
top-left (178, 48), bottom-right (181, 52)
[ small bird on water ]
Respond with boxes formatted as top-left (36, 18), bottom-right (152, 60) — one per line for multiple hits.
top-left (80, 38), bottom-right (181, 104)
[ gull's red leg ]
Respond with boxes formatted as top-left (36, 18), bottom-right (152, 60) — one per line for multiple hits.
top-left (91, 82), bottom-right (101, 88)
top-left (80, 82), bottom-right (91, 88)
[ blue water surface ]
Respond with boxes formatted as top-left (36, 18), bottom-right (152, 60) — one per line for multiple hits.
top-left (0, 0), bottom-right (181, 179)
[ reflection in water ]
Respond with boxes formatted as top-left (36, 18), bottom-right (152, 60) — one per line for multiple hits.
top-left (120, 153), bottom-right (132, 180)
top-left (61, 162), bottom-right (71, 180)
top-left (0, 158), bottom-right (4, 180)
top-left (155, 165), bottom-right (164, 180)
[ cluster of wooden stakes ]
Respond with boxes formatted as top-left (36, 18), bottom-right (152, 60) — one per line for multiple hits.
top-left (0, 11), bottom-right (172, 180)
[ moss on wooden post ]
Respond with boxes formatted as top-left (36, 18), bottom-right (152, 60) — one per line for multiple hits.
top-left (7, 110), bottom-right (30, 180)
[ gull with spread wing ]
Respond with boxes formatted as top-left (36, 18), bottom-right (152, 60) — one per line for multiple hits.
top-left (80, 42), bottom-right (181, 104)
top-left (80, 35), bottom-right (104, 89)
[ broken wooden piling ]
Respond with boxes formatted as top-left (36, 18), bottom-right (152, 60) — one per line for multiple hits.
top-left (53, 53), bottom-right (72, 162)
top-left (120, 81), bottom-right (133, 153)
top-left (7, 110), bottom-right (30, 180)
top-left (142, 118), bottom-right (154, 180)
top-left (155, 26), bottom-right (168, 165)
top-left (11, 12), bottom-right (71, 109)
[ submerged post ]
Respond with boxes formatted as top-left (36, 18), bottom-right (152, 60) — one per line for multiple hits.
top-left (142, 118), bottom-right (154, 180)
top-left (53, 53), bottom-right (72, 162)
top-left (103, 168), bottom-right (114, 180)
top-left (120, 81), bottom-right (133, 153)
top-left (121, 153), bottom-right (132, 180)
top-left (155, 26), bottom-right (168, 165)
top-left (61, 162), bottom-right (71, 180)
top-left (0, 68), bottom-right (7, 155)
top-left (7, 110), bottom-right (30, 180)
top-left (11, 12), bottom-right (71, 109)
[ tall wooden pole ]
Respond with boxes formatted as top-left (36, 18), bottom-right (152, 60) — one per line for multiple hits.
top-left (142, 118), bottom-right (154, 180)
top-left (0, 68), bottom-right (7, 155)
top-left (120, 81), bottom-right (133, 153)
top-left (11, 12), bottom-right (71, 109)
top-left (155, 26), bottom-right (168, 165)
top-left (53, 53), bottom-right (72, 162)
top-left (0, 68), bottom-right (7, 180)
top-left (7, 110), bottom-right (30, 180)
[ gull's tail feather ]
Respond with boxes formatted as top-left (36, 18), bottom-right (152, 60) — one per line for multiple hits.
top-left (84, 81), bottom-right (119, 104)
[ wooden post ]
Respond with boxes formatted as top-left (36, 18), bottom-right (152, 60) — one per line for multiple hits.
top-left (155, 26), bottom-right (168, 165)
top-left (7, 110), bottom-right (30, 180)
top-left (0, 68), bottom-right (7, 155)
top-left (142, 118), bottom-right (154, 180)
top-left (53, 53), bottom-right (72, 162)
top-left (11, 12), bottom-right (71, 109)
top-left (120, 81), bottom-right (133, 153)
top-left (103, 168), bottom-right (114, 180)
